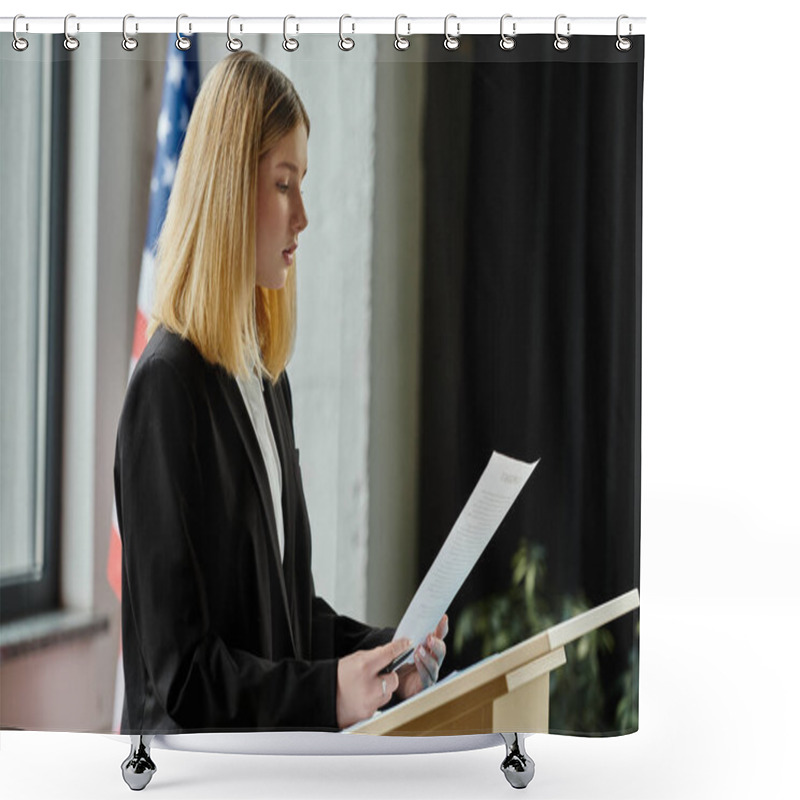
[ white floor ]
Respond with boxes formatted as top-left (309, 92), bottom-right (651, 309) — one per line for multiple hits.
top-left (2, 594), bottom-right (798, 800)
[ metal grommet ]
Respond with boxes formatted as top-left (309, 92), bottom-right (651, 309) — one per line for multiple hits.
top-left (616, 15), bottom-right (632, 51)
top-left (443, 14), bottom-right (460, 51)
top-left (338, 14), bottom-right (355, 51)
top-left (394, 15), bottom-right (410, 51)
top-left (554, 14), bottom-right (570, 51)
top-left (122, 14), bottom-right (138, 51)
top-left (12, 15), bottom-right (29, 52)
top-left (226, 15), bottom-right (243, 51)
top-left (283, 15), bottom-right (299, 51)
top-left (499, 13), bottom-right (516, 51)
top-left (175, 14), bottom-right (191, 51)
top-left (63, 13), bottom-right (79, 51)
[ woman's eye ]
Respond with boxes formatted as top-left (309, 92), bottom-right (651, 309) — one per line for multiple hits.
top-left (277, 183), bottom-right (290, 193)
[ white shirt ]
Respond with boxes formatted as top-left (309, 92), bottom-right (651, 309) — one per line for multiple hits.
top-left (235, 367), bottom-right (285, 565)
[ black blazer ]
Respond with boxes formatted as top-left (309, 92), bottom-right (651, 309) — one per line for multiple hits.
top-left (114, 326), bottom-right (394, 733)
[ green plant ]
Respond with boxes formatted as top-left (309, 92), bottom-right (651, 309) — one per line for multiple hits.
top-left (453, 539), bottom-right (616, 733)
top-left (614, 620), bottom-right (639, 732)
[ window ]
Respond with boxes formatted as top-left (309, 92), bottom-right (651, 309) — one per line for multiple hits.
top-left (1, 39), bottom-right (69, 623)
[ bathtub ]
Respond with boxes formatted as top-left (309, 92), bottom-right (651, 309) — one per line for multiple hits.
top-left (114, 730), bottom-right (534, 790)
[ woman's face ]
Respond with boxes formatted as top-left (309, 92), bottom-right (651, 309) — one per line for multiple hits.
top-left (255, 124), bottom-right (309, 290)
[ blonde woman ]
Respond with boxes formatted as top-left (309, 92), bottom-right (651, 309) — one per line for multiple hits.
top-left (114, 51), bottom-right (447, 734)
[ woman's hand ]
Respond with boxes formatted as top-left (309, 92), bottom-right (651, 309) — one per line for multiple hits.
top-left (396, 614), bottom-right (448, 701)
top-left (336, 638), bottom-right (413, 729)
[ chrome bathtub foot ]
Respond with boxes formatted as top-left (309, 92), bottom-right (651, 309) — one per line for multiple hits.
top-left (121, 734), bottom-right (156, 791)
top-left (499, 732), bottom-right (535, 789)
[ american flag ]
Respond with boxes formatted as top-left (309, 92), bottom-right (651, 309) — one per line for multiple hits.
top-left (107, 38), bottom-right (200, 733)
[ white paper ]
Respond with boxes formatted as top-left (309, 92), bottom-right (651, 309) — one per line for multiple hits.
top-left (393, 451), bottom-right (539, 665)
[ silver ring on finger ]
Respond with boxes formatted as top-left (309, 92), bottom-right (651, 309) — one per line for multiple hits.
top-left (381, 678), bottom-right (387, 697)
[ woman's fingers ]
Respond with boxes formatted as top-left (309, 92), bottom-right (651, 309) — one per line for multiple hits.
top-left (414, 648), bottom-right (435, 685)
top-left (415, 641), bottom-right (442, 685)
top-left (377, 670), bottom-right (399, 705)
top-left (426, 633), bottom-right (446, 664)
top-left (371, 639), bottom-right (410, 701)
top-left (336, 640), bottom-right (412, 728)
top-left (412, 617), bottom-right (448, 688)
top-left (369, 638), bottom-right (412, 672)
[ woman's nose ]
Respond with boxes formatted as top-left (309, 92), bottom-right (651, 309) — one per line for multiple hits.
top-left (294, 196), bottom-right (308, 232)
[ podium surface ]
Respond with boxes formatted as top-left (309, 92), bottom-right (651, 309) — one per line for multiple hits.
top-left (346, 589), bottom-right (640, 736)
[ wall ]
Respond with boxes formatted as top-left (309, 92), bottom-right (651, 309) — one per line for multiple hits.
top-left (0, 35), bottom-right (164, 731)
top-left (367, 53), bottom-right (426, 626)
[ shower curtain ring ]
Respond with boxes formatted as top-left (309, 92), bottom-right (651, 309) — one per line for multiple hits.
top-left (616, 15), bottom-right (632, 51)
top-left (226, 15), bottom-right (243, 51)
top-left (63, 13), bottom-right (80, 51)
top-left (175, 14), bottom-right (191, 50)
top-left (394, 15), bottom-right (410, 51)
top-left (499, 14), bottom-right (516, 50)
top-left (339, 15), bottom-right (355, 51)
top-left (12, 15), bottom-right (29, 52)
top-left (283, 15), bottom-right (299, 51)
top-left (554, 14), bottom-right (570, 51)
top-left (122, 15), bottom-right (138, 51)
top-left (443, 14), bottom-right (460, 51)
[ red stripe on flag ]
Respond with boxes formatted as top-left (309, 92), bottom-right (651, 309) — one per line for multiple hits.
top-left (132, 308), bottom-right (148, 362)
top-left (107, 524), bottom-right (122, 601)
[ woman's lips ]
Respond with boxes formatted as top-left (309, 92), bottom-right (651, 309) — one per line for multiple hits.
top-left (282, 245), bottom-right (296, 266)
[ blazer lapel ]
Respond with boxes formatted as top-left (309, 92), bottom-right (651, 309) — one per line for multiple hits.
top-left (262, 377), bottom-right (298, 635)
top-left (215, 370), bottom-right (297, 657)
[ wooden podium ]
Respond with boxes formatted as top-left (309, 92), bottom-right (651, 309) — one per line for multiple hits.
top-left (345, 588), bottom-right (640, 736)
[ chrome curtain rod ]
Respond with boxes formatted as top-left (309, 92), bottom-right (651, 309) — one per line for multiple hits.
top-left (2, 15), bottom-right (646, 37)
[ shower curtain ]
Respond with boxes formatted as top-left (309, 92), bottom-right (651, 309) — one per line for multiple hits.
top-left (0, 27), bottom-right (643, 740)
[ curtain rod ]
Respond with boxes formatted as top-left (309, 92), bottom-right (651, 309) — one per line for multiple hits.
top-left (2, 15), bottom-right (646, 37)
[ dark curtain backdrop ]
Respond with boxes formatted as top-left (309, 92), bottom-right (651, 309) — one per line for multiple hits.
top-left (416, 35), bottom-right (643, 732)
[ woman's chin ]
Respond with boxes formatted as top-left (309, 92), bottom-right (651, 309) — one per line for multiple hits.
top-left (256, 269), bottom-right (288, 291)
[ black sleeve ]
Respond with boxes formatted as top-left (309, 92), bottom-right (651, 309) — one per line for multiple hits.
top-left (117, 355), bottom-right (340, 732)
top-left (311, 595), bottom-right (396, 658)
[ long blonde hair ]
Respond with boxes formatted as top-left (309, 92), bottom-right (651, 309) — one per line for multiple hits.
top-left (148, 50), bottom-right (310, 381)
